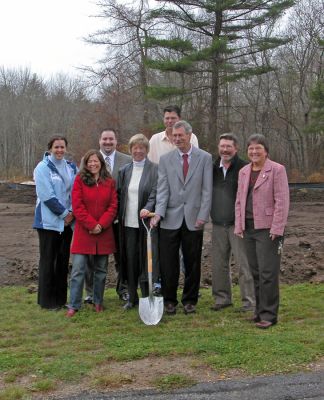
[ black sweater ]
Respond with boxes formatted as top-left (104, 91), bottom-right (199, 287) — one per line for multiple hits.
top-left (210, 154), bottom-right (247, 226)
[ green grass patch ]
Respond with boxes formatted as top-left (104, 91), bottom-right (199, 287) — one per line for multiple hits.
top-left (31, 378), bottom-right (56, 393)
top-left (0, 283), bottom-right (323, 396)
top-left (0, 386), bottom-right (27, 400)
top-left (153, 374), bottom-right (196, 390)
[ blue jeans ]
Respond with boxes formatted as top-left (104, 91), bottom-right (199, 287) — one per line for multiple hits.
top-left (69, 254), bottom-right (108, 310)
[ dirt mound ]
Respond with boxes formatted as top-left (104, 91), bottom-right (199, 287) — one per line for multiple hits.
top-left (0, 183), bottom-right (323, 288)
top-left (0, 182), bottom-right (36, 204)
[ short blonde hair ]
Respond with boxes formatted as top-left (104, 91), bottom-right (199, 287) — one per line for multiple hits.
top-left (128, 133), bottom-right (150, 153)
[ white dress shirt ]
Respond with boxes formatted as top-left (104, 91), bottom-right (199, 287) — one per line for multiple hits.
top-left (148, 130), bottom-right (199, 164)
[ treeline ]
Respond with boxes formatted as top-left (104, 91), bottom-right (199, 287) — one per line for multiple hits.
top-left (0, 0), bottom-right (323, 179)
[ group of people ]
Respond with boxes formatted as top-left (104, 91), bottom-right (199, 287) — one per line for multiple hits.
top-left (33, 105), bottom-right (290, 329)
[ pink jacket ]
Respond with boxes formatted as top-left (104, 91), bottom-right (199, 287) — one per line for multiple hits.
top-left (234, 158), bottom-right (289, 236)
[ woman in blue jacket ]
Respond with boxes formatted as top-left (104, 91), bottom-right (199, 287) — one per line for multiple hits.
top-left (33, 135), bottom-right (77, 310)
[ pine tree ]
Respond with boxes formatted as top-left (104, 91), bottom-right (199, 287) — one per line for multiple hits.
top-left (145, 0), bottom-right (295, 149)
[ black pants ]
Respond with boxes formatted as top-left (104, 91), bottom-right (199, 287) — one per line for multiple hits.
top-left (160, 220), bottom-right (203, 306)
top-left (124, 227), bottom-right (148, 305)
top-left (37, 227), bottom-right (73, 309)
top-left (113, 222), bottom-right (128, 296)
top-left (243, 223), bottom-right (282, 323)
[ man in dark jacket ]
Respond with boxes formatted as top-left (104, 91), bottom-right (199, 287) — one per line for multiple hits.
top-left (210, 133), bottom-right (255, 312)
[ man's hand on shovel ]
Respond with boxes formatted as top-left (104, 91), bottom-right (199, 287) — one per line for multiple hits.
top-left (150, 214), bottom-right (160, 228)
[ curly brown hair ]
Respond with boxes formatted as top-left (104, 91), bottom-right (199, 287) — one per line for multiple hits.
top-left (79, 149), bottom-right (111, 186)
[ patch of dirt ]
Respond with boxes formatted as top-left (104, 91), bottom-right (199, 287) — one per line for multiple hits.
top-left (29, 355), bottom-right (245, 399)
top-left (6, 356), bottom-right (324, 399)
top-left (0, 183), bottom-right (323, 287)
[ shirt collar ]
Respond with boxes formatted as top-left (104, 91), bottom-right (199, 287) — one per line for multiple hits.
top-left (133, 158), bottom-right (146, 167)
top-left (161, 131), bottom-right (172, 142)
top-left (219, 158), bottom-right (226, 169)
top-left (178, 145), bottom-right (193, 158)
top-left (100, 149), bottom-right (116, 161)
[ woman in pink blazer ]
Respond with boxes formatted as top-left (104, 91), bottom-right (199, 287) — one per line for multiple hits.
top-left (235, 134), bottom-right (289, 329)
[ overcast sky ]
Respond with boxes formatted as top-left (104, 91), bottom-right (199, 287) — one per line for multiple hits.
top-left (0, 0), bottom-right (107, 78)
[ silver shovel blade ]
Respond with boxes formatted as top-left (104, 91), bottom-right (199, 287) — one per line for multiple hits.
top-left (139, 296), bottom-right (164, 325)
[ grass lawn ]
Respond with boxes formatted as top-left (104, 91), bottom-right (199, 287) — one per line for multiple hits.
top-left (0, 283), bottom-right (323, 399)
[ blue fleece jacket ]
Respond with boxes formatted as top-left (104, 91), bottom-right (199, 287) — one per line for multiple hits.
top-left (33, 152), bottom-right (77, 232)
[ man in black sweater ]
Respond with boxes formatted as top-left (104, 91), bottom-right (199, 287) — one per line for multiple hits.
top-left (210, 133), bottom-right (255, 312)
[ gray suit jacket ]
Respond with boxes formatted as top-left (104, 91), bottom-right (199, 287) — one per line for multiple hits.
top-left (112, 151), bottom-right (132, 181)
top-left (155, 146), bottom-right (213, 231)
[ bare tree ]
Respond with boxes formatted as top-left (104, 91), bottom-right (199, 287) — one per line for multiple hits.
top-left (84, 0), bottom-right (157, 128)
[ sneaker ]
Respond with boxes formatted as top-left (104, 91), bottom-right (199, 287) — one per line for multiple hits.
top-left (84, 296), bottom-right (93, 305)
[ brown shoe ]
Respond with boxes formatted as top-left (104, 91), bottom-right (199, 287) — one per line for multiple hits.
top-left (184, 304), bottom-right (196, 314)
top-left (165, 303), bottom-right (176, 315)
top-left (255, 320), bottom-right (276, 329)
top-left (210, 303), bottom-right (232, 311)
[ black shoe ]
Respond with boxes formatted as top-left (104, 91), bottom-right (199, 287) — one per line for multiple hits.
top-left (119, 292), bottom-right (129, 302)
top-left (153, 286), bottom-right (162, 297)
top-left (84, 296), bottom-right (93, 305)
top-left (210, 303), bottom-right (232, 311)
top-left (165, 303), bottom-right (176, 315)
top-left (183, 304), bottom-right (196, 314)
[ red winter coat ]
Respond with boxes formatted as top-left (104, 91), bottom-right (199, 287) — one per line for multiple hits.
top-left (71, 175), bottom-right (117, 255)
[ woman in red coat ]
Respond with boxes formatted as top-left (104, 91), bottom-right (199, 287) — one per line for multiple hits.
top-left (66, 150), bottom-right (117, 317)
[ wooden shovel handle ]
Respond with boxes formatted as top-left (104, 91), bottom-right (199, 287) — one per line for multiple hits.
top-left (147, 234), bottom-right (152, 273)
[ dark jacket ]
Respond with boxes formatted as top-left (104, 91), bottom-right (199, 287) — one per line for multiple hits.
top-left (210, 154), bottom-right (247, 226)
top-left (112, 150), bottom-right (132, 181)
top-left (117, 159), bottom-right (158, 282)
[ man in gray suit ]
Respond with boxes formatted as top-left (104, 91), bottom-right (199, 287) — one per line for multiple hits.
top-left (84, 128), bottom-right (132, 303)
top-left (151, 121), bottom-right (212, 315)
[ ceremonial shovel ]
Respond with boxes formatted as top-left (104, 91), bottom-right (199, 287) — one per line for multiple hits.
top-left (139, 216), bottom-right (164, 325)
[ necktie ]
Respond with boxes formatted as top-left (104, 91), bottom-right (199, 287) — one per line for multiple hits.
top-left (105, 156), bottom-right (112, 174)
top-left (182, 154), bottom-right (189, 180)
